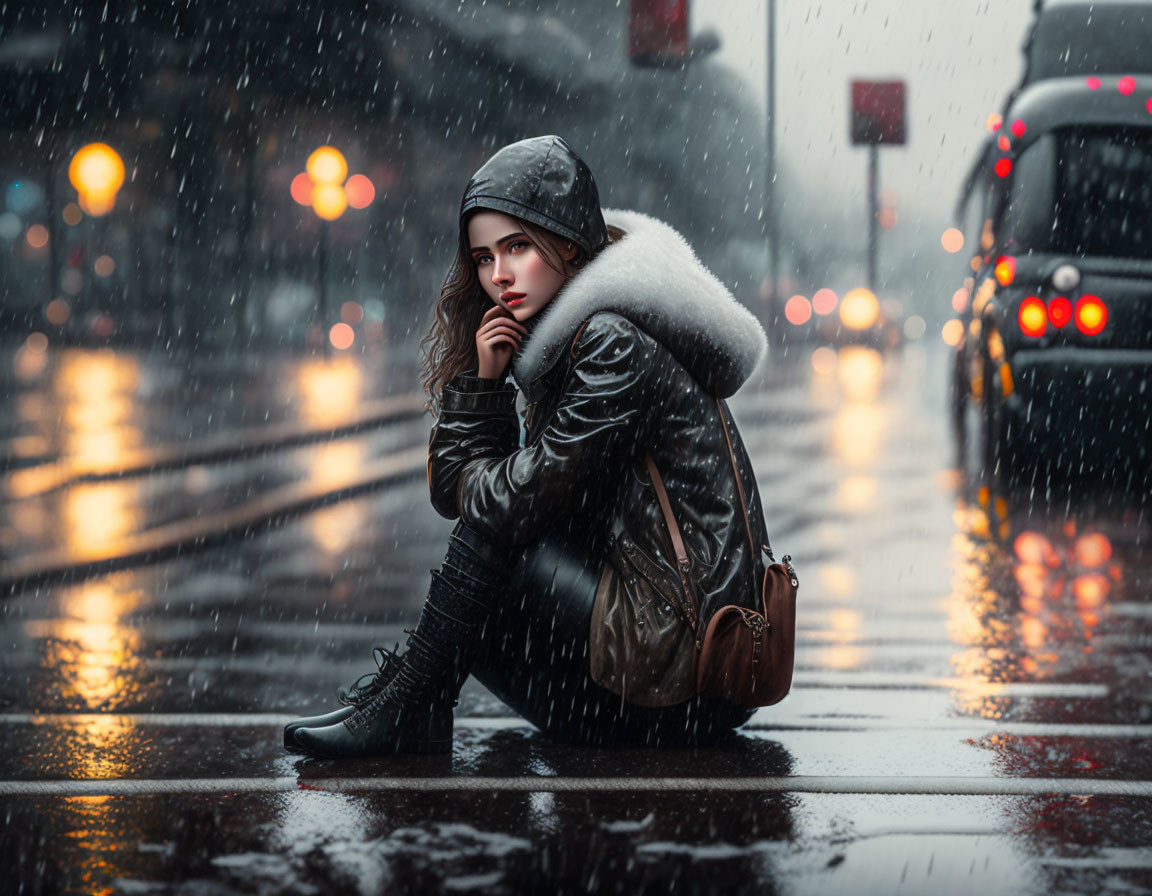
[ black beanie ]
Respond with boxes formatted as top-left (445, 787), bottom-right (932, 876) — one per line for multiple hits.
top-left (460, 136), bottom-right (609, 256)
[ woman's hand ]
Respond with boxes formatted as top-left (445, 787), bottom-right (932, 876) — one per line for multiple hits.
top-left (476, 305), bottom-right (528, 380)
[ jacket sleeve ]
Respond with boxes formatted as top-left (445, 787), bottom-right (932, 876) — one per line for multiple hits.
top-left (456, 314), bottom-right (657, 546)
top-left (427, 370), bottom-right (520, 520)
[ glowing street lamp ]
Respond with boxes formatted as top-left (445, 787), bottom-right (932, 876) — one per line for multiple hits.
top-left (68, 143), bottom-right (125, 216)
top-left (292, 146), bottom-right (375, 349)
top-left (839, 287), bottom-right (880, 331)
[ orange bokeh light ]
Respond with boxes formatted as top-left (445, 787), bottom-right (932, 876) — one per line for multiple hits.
top-left (1014, 531), bottom-right (1059, 567)
top-left (1073, 574), bottom-right (1111, 608)
top-left (941, 228), bottom-right (964, 254)
top-left (312, 183), bottom-right (348, 221)
top-left (994, 255), bottom-right (1016, 286)
top-left (45, 298), bottom-right (71, 325)
top-left (951, 287), bottom-right (970, 313)
top-left (341, 301), bottom-right (364, 325)
top-left (26, 224), bottom-right (49, 249)
top-left (941, 319), bottom-right (963, 346)
top-left (1018, 296), bottom-right (1047, 338)
top-left (329, 323), bottom-right (355, 350)
top-left (1074, 295), bottom-right (1107, 335)
top-left (1072, 533), bottom-right (1112, 568)
top-left (306, 146), bottom-right (348, 186)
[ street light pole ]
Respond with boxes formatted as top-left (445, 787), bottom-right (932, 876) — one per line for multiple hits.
top-left (765, 0), bottom-right (778, 341)
top-left (318, 221), bottom-right (330, 353)
top-left (867, 145), bottom-right (879, 291)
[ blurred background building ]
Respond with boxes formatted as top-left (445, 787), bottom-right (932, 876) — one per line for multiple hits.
top-left (0, 0), bottom-right (767, 354)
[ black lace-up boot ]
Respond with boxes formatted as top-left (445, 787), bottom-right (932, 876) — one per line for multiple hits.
top-left (282, 644), bottom-right (403, 752)
top-left (292, 525), bottom-right (512, 759)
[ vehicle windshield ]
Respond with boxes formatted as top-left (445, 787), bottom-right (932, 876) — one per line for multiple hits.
top-left (999, 127), bottom-right (1152, 259)
top-left (1027, 5), bottom-right (1152, 82)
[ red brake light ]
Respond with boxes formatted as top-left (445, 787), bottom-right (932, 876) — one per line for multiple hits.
top-left (1047, 296), bottom-right (1072, 328)
top-left (1019, 296), bottom-right (1047, 337)
top-left (994, 255), bottom-right (1016, 286)
top-left (1074, 295), bottom-right (1108, 335)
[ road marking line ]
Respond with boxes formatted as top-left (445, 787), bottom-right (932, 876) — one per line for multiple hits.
top-left (1, 776), bottom-right (1150, 797)
top-left (0, 448), bottom-right (428, 594)
top-left (791, 675), bottom-right (1108, 696)
top-left (47, 658), bottom-right (1108, 697)
top-left (5, 394), bottom-right (427, 499)
top-left (1, 714), bottom-right (1146, 738)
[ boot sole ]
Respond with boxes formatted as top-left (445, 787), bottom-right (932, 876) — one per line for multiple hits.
top-left (291, 729), bottom-right (453, 759)
top-left (283, 705), bottom-right (358, 753)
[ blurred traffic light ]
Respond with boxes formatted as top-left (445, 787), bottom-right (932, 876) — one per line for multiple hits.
top-left (629, 0), bottom-right (689, 67)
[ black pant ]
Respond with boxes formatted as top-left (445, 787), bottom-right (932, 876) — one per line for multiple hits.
top-left (445, 520), bottom-right (755, 748)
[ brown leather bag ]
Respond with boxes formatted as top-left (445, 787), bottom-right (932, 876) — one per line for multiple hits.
top-left (644, 397), bottom-right (798, 708)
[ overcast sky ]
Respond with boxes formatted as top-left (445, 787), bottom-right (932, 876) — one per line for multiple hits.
top-left (693, 0), bottom-right (1035, 232)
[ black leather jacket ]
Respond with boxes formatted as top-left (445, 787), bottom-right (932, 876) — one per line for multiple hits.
top-left (427, 310), bottom-right (772, 628)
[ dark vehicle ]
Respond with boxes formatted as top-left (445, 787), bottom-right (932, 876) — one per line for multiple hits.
top-left (950, 75), bottom-right (1152, 493)
top-left (1018, 0), bottom-right (1152, 89)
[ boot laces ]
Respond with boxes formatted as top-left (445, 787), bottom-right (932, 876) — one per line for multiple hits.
top-left (337, 643), bottom-right (402, 706)
top-left (343, 628), bottom-right (460, 732)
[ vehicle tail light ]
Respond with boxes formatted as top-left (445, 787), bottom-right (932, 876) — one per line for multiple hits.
top-left (1018, 296), bottom-right (1047, 337)
top-left (994, 255), bottom-right (1016, 286)
top-left (1047, 296), bottom-right (1072, 328)
top-left (1074, 294), bottom-right (1107, 335)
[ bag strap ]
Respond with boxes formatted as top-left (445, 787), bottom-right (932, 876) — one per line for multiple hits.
top-left (644, 450), bottom-right (698, 630)
top-left (714, 396), bottom-right (759, 562)
top-left (715, 397), bottom-right (774, 618)
top-left (644, 451), bottom-right (689, 567)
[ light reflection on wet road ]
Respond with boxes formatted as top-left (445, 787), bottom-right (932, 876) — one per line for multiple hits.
top-left (0, 343), bottom-right (1149, 895)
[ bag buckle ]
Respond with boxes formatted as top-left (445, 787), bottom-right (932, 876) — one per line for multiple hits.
top-left (782, 554), bottom-right (798, 587)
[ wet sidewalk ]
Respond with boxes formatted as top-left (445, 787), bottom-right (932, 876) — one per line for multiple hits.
top-left (1, 343), bottom-right (1150, 894)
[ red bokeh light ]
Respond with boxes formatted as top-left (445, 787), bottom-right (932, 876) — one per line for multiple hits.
top-left (994, 158), bottom-right (1013, 178)
top-left (997, 135), bottom-right (1011, 151)
top-left (290, 172), bottom-right (313, 206)
top-left (1118, 76), bottom-right (1136, 96)
top-left (1010, 119), bottom-right (1026, 138)
top-left (784, 295), bottom-right (812, 326)
top-left (345, 174), bottom-right (376, 209)
top-left (1047, 296), bottom-right (1072, 328)
top-left (1085, 76), bottom-right (1101, 90)
top-left (811, 288), bottom-right (838, 316)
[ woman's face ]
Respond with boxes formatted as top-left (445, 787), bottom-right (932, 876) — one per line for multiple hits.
top-left (467, 211), bottom-right (569, 321)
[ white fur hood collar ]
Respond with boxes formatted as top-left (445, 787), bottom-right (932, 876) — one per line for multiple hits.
top-left (510, 209), bottom-right (767, 401)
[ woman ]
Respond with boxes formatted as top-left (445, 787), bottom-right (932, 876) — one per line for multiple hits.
top-left (286, 135), bottom-right (771, 759)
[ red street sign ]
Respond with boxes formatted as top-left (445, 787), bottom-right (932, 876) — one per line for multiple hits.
top-left (851, 80), bottom-right (906, 145)
top-left (629, 0), bottom-right (689, 67)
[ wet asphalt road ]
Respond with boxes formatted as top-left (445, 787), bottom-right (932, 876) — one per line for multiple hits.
top-left (0, 341), bottom-right (1150, 895)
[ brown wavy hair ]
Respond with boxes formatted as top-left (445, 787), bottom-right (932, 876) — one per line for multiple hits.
top-left (419, 213), bottom-right (625, 416)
